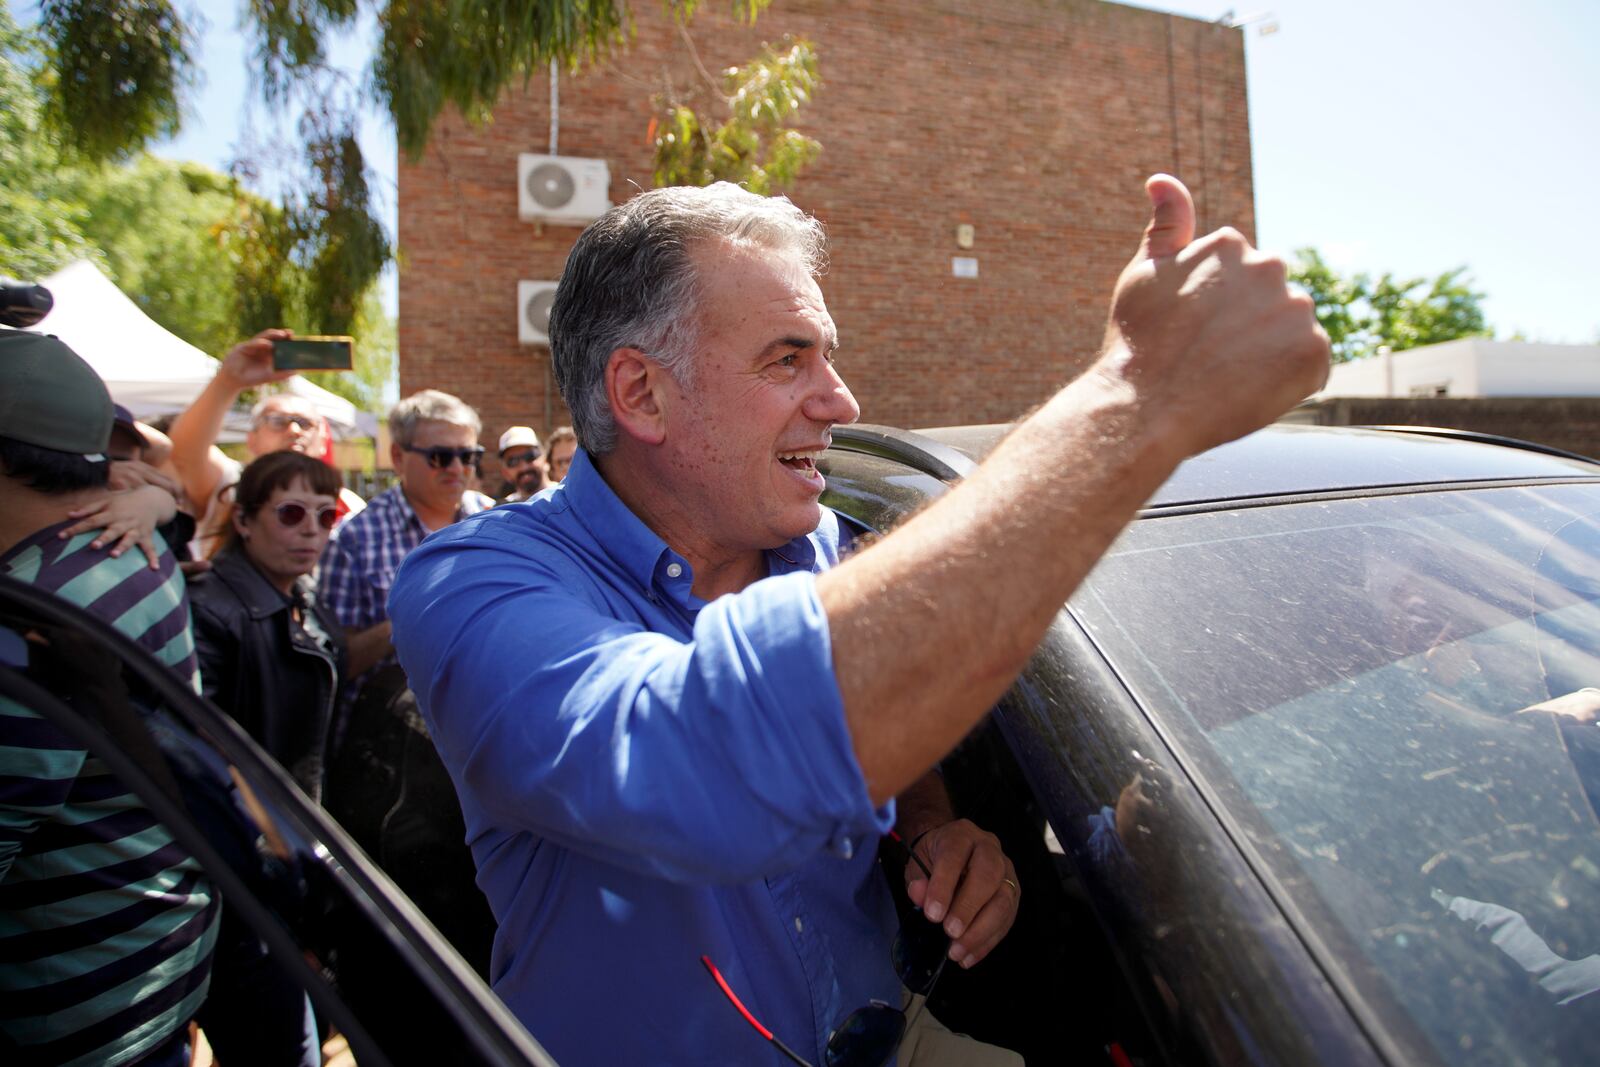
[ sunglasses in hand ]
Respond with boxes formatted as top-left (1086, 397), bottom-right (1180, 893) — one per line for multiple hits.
top-left (702, 832), bottom-right (949, 1067)
top-left (402, 444), bottom-right (486, 470)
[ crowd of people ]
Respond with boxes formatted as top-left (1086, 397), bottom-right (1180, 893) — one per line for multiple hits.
top-left (1, 171), bottom-right (1328, 1066)
top-left (0, 321), bottom-right (578, 1064)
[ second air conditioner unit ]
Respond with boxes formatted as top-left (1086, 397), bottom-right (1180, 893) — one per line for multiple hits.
top-left (518, 281), bottom-right (559, 346)
top-left (517, 153), bottom-right (612, 225)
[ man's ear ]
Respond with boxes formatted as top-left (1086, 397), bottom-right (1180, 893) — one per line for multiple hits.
top-left (389, 440), bottom-right (405, 469)
top-left (605, 348), bottom-right (669, 446)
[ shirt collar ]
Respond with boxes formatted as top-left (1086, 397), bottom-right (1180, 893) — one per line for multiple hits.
top-left (388, 482), bottom-right (477, 533)
top-left (561, 447), bottom-right (825, 598)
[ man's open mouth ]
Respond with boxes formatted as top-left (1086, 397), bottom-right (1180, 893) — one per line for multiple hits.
top-left (778, 450), bottom-right (820, 476)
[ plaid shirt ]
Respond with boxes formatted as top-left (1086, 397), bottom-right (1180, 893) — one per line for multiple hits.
top-left (322, 483), bottom-right (493, 683)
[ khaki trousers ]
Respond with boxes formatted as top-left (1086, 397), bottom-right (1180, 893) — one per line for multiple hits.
top-left (897, 993), bottom-right (1025, 1067)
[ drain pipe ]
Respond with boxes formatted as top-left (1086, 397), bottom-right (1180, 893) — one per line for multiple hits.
top-left (549, 60), bottom-right (560, 155)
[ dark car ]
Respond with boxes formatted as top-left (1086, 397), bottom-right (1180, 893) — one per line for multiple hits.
top-left (817, 422), bottom-right (1600, 1067)
top-left (5, 423), bottom-right (1599, 1067)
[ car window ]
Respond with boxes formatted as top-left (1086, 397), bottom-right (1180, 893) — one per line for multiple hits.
top-left (1073, 484), bottom-right (1600, 1066)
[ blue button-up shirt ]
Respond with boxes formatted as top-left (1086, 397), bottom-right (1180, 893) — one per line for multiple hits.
top-left (389, 450), bottom-right (899, 1067)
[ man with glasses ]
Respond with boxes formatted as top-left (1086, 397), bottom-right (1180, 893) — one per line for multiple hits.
top-left (495, 425), bottom-right (548, 503)
top-left (318, 388), bottom-right (500, 1006)
top-left (321, 388), bottom-right (493, 690)
top-left (167, 329), bottom-right (365, 557)
top-left (389, 177), bottom-right (1328, 1065)
top-left (545, 424), bottom-right (577, 482)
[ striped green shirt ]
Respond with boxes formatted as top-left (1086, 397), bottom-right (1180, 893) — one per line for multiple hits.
top-left (1, 522), bottom-right (217, 1066)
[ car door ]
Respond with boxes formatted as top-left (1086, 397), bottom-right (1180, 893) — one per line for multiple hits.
top-left (0, 574), bottom-right (558, 1067)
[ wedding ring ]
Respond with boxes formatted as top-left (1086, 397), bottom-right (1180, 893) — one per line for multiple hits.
top-left (1002, 877), bottom-right (1020, 897)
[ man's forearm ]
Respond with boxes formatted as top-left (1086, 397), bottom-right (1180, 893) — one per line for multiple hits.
top-left (822, 374), bottom-right (1182, 804)
top-left (344, 620), bottom-right (394, 677)
top-left (822, 177), bottom-right (1328, 805)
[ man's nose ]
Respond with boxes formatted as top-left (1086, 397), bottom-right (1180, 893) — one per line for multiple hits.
top-left (804, 362), bottom-right (860, 426)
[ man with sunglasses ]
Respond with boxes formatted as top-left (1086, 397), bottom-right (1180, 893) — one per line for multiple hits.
top-left (166, 329), bottom-right (365, 557)
top-left (321, 388), bottom-right (494, 694)
top-left (495, 425), bottom-right (549, 503)
top-left (389, 177), bottom-right (1328, 1066)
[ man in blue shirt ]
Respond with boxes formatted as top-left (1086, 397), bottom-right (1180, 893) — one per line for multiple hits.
top-left (389, 175), bottom-right (1329, 1065)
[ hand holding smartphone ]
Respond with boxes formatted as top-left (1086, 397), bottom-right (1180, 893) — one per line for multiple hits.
top-left (271, 336), bottom-right (354, 372)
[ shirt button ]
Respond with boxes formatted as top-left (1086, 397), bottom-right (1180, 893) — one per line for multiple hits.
top-left (835, 837), bottom-right (855, 860)
top-left (666, 563), bottom-right (683, 578)
top-left (794, 917), bottom-right (804, 934)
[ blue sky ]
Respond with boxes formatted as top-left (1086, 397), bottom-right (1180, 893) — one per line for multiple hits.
top-left (157, 0), bottom-right (1599, 342)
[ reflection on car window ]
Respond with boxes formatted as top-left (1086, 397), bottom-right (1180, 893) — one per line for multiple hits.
top-left (1075, 484), bottom-right (1600, 1066)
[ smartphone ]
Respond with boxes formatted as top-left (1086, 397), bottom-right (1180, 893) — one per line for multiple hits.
top-left (271, 336), bottom-right (354, 372)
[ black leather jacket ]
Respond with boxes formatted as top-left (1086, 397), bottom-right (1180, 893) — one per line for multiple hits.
top-left (188, 548), bottom-right (346, 802)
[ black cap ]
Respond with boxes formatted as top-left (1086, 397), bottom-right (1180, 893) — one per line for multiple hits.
top-left (0, 331), bottom-right (113, 459)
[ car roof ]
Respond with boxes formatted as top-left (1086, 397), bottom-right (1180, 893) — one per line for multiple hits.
top-left (896, 423), bottom-right (1600, 508)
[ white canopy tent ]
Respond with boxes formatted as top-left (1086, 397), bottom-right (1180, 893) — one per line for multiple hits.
top-left (32, 260), bottom-right (365, 439)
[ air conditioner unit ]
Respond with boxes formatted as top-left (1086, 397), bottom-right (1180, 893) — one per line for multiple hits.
top-left (518, 280), bottom-right (559, 346)
top-left (517, 154), bottom-right (611, 225)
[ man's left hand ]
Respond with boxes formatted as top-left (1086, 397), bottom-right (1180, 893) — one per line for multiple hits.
top-left (903, 818), bottom-right (1019, 969)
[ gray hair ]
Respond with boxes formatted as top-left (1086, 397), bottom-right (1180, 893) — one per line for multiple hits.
top-left (547, 182), bottom-right (827, 455)
top-left (388, 389), bottom-right (481, 447)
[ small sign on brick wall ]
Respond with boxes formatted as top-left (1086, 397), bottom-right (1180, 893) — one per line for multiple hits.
top-left (952, 256), bottom-right (979, 279)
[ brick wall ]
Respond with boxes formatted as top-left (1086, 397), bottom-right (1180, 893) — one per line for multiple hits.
top-left (398, 0), bottom-right (1253, 483)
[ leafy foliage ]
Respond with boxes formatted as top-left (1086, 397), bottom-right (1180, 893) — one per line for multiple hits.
top-left (1, 7), bottom-right (395, 410)
top-left (293, 115), bottom-right (392, 336)
top-left (652, 35), bottom-right (821, 193)
top-left (37, 0), bottom-right (196, 160)
top-left (69, 157), bottom-right (244, 358)
top-left (0, 5), bottom-right (94, 278)
top-left (1290, 248), bottom-right (1491, 363)
top-left (30, 0), bottom-right (794, 336)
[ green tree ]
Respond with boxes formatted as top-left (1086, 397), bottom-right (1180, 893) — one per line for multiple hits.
top-left (651, 35), bottom-right (820, 193)
top-left (65, 156), bottom-right (243, 357)
top-left (28, 0), bottom-right (814, 334)
top-left (1290, 248), bottom-right (1491, 363)
top-left (0, 4), bottom-right (94, 279)
top-left (3, 6), bottom-right (394, 409)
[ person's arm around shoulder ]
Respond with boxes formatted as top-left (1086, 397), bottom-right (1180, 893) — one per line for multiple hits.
top-left (167, 329), bottom-right (294, 512)
top-left (56, 484), bottom-right (177, 570)
top-left (821, 175), bottom-right (1329, 806)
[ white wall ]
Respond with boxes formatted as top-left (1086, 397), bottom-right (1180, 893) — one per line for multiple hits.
top-left (1317, 340), bottom-right (1600, 398)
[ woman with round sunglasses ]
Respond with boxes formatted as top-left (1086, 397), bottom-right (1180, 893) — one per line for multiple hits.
top-left (186, 451), bottom-right (347, 1067)
top-left (189, 450), bottom-right (347, 800)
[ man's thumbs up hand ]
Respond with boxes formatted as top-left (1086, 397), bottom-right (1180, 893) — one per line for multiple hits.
top-left (1136, 174), bottom-right (1195, 262)
top-left (1096, 174), bottom-right (1329, 459)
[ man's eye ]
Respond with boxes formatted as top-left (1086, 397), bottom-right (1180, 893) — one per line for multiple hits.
top-left (775, 353), bottom-right (799, 368)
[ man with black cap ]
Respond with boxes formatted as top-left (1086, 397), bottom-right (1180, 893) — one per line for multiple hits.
top-left (0, 330), bottom-right (219, 1066)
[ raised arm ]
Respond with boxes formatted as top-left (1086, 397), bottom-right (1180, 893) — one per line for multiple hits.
top-left (822, 176), bottom-right (1330, 804)
top-left (167, 329), bottom-right (293, 511)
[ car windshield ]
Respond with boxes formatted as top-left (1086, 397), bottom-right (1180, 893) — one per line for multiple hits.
top-left (1073, 482), bottom-right (1600, 1066)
